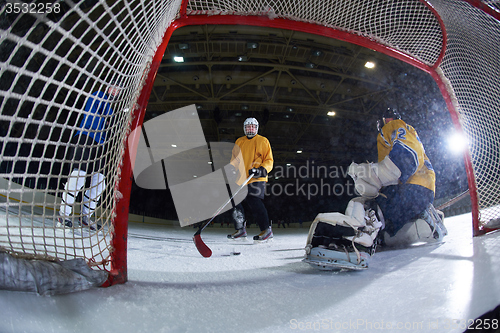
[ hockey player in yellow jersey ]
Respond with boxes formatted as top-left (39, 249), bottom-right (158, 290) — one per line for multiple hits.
top-left (227, 117), bottom-right (274, 242)
top-left (346, 108), bottom-right (447, 244)
top-left (372, 108), bottom-right (446, 243)
top-left (377, 110), bottom-right (435, 194)
top-left (303, 108), bottom-right (446, 270)
top-left (230, 118), bottom-right (273, 187)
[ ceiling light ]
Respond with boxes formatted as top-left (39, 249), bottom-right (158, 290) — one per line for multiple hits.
top-left (241, 105), bottom-right (249, 110)
top-left (225, 75), bottom-right (232, 81)
top-left (238, 55), bottom-right (248, 61)
top-left (171, 144), bottom-right (177, 147)
top-left (305, 62), bottom-right (315, 69)
top-left (312, 50), bottom-right (322, 56)
top-left (173, 56), bottom-right (184, 63)
top-left (192, 75), bottom-right (199, 81)
top-left (297, 150), bottom-right (303, 154)
top-left (327, 111), bottom-right (336, 116)
top-left (365, 61), bottom-right (375, 69)
top-left (178, 43), bottom-right (189, 50)
top-left (286, 107), bottom-right (294, 112)
top-left (247, 42), bottom-right (259, 49)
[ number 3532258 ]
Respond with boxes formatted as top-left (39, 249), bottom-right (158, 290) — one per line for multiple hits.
top-left (4, 2), bottom-right (61, 14)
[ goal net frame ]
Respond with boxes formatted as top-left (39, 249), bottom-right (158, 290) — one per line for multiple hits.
top-left (0, 0), bottom-right (499, 287)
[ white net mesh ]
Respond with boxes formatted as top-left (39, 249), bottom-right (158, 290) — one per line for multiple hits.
top-left (428, 0), bottom-right (500, 228)
top-left (186, 0), bottom-right (444, 65)
top-left (0, 0), bottom-right (181, 273)
top-left (1, 0), bottom-right (499, 284)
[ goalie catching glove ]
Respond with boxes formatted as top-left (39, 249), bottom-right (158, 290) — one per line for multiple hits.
top-left (249, 166), bottom-right (267, 178)
top-left (348, 156), bottom-right (401, 198)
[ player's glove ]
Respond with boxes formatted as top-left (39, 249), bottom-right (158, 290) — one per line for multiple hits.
top-left (347, 156), bottom-right (401, 198)
top-left (249, 166), bottom-right (267, 178)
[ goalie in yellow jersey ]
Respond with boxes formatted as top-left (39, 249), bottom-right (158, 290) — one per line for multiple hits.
top-left (304, 108), bottom-right (447, 270)
top-left (370, 108), bottom-right (446, 244)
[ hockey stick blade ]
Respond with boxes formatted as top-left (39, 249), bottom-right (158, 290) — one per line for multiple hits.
top-left (193, 232), bottom-right (212, 258)
top-left (192, 175), bottom-right (253, 257)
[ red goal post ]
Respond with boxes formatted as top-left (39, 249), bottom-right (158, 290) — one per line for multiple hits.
top-left (0, 0), bottom-right (499, 288)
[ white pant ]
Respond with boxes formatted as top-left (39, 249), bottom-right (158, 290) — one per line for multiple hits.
top-left (60, 169), bottom-right (105, 217)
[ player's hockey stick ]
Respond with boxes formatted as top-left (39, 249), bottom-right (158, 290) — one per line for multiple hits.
top-left (193, 174), bottom-right (253, 257)
top-left (436, 189), bottom-right (469, 210)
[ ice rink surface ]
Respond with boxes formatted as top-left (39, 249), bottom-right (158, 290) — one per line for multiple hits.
top-left (1, 212), bottom-right (499, 333)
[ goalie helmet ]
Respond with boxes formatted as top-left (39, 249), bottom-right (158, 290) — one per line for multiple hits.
top-left (243, 117), bottom-right (259, 138)
top-left (377, 108), bottom-right (401, 132)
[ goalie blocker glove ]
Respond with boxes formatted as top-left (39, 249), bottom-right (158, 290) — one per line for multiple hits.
top-left (249, 166), bottom-right (267, 178)
top-left (347, 155), bottom-right (401, 198)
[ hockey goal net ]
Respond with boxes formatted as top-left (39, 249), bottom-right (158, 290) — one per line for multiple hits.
top-left (0, 0), bottom-right (499, 287)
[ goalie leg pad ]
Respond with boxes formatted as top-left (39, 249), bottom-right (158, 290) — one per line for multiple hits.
top-left (304, 202), bottom-right (382, 270)
top-left (383, 204), bottom-right (447, 247)
top-left (309, 222), bottom-right (356, 248)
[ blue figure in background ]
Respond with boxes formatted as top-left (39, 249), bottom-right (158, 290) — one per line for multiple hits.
top-left (58, 81), bottom-right (122, 230)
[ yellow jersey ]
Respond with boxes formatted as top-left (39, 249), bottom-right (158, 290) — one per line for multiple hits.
top-left (377, 119), bottom-right (435, 193)
top-left (231, 134), bottom-right (274, 185)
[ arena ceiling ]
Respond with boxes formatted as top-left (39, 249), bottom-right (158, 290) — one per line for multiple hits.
top-left (145, 24), bottom-right (450, 171)
top-left (121, 20), bottom-right (471, 222)
top-left (131, 23), bottom-right (467, 220)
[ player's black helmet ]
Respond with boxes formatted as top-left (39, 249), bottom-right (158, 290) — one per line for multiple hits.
top-left (377, 108), bottom-right (401, 132)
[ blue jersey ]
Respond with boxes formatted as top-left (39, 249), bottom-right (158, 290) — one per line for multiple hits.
top-left (76, 91), bottom-right (113, 144)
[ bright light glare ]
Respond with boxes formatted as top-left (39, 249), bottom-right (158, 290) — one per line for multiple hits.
top-left (173, 56), bottom-right (184, 62)
top-left (448, 132), bottom-right (468, 154)
top-left (327, 111), bottom-right (336, 116)
top-left (365, 61), bottom-right (375, 69)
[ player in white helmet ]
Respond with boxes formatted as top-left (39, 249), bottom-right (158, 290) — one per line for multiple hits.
top-left (243, 117), bottom-right (259, 138)
top-left (227, 117), bottom-right (274, 242)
